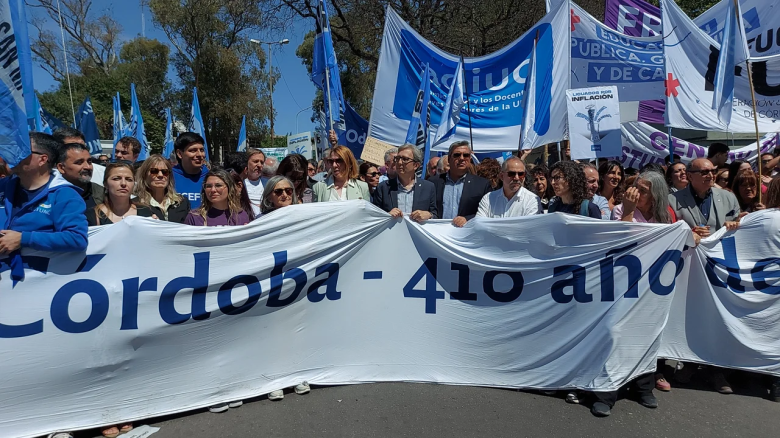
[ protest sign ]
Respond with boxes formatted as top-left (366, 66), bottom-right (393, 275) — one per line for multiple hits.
top-left (360, 136), bottom-right (396, 165)
top-left (567, 86), bottom-right (622, 159)
top-left (287, 132), bottom-right (313, 160)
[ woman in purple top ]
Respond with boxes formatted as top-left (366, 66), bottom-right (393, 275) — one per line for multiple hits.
top-left (185, 169), bottom-right (250, 226)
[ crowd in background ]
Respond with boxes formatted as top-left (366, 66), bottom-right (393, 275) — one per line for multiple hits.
top-left (7, 128), bottom-right (780, 437)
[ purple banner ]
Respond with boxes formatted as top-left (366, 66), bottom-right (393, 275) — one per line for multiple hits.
top-left (604, 0), bottom-right (665, 123)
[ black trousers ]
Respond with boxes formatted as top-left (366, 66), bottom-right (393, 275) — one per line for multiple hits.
top-left (592, 373), bottom-right (654, 408)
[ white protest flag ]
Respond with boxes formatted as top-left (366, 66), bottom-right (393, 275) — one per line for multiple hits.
top-left (432, 59), bottom-right (464, 146)
top-left (711, 0), bottom-right (738, 126)
top-left (661, 0), bottom-right (780, 132)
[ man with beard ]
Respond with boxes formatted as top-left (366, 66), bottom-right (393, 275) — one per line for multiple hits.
top-left (56, 142), bottom-right (103, 211)
top-left (476, 156), bottom-right (540, 218)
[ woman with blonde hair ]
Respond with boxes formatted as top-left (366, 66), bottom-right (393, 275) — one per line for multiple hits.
top-left (312, 145), bottom-right (370, 202)
top-left (134, 154), bottom-right (190, 223)
top-left (185, 169), bottom-right (250, 226)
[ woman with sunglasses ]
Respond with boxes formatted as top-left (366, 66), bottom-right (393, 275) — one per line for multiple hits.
top-left (278, 154), bottom-right (314, 203)
top-left (731, 169), bottom-right (765, 216)
top-left (260, 176), bottom-right (299, 216)
top-left (134, 155), bottom-right (191, 223)
top-left (312, 145), bottom-right (370, 202)
top-left (359, 162), bottom-right (381, 204)
top-left (715, 168), bottom-right (729, 190)
top-left (185, 169), bottom-right (250, 226)
top-left (88, 162), bottom-right (156, 226)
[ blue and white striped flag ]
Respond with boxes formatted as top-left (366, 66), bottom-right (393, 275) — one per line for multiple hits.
top-left (520, 37), bottom-right (539, 150)
top-left (33, 95), bottom-right (51, 134)
top-left (404, 64), bottom-right (432, 175)
top-left (163, 108), bottom-right (174, 159)
top-left (189, 87), bottom-right (210, 161)
top-left (112, 92), bottom-right (127, 159)
top-left (312, 0), bottom-right (346, 133)
top-left (0, 0), bottom-right (30, 167)
top-left (711, 0), bottom-right (738, 126)
top-left (237, 115), bottom-right (247, 152)
top-left (433, 58), bottom-right (464, 146)
top-left (75, 96), bottom-right (102, 155)
top-left (129, 83), bottom-right (150, 161)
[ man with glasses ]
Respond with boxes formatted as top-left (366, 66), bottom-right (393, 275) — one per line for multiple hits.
top-left (97, 155), bottom-right (110, 166)
top-left (0, 133), bottom-right (88, 282)
top-left (374, 144), bottom-right (437, 222)
top-left (56, 142), bottom-right (103, 211)
top-left (431, 141), bottom-right (492, 227)
top-left (477, 157), bottom-right (540, 218)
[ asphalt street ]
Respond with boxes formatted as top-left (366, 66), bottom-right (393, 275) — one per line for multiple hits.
top-left (72, 369), bottom-right (780, 438)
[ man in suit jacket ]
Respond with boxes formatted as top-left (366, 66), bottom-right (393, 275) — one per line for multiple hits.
top-left (430, 141), bottom-right (493, 227)
top-left (374, 144), bottom-right (437, 222)
top-left (669, 158), bottom-right (740, 236)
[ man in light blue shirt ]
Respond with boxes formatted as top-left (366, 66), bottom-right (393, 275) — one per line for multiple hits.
top-left (583, 163), bottom-right (610, 219)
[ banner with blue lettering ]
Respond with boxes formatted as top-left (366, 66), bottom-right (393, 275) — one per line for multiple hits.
top-left (697, 0), bottom-right (780, 58)
top-left (370, 1), bottom-right (570, 152)
top-left (8, 0), bottom-right (33, 129)
top-left (570, 3), bottom-right (665, 102)
top-left (0, 0), bottom-right (30, 167)
top-left (74, 96), bottom-right (103, 155)
top-left (337, 102), bottom-right (368, 158)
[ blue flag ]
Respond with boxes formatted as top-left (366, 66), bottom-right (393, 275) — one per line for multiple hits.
top-left (0, 0), bottom-right (30, 167)
top-left (336, 102), bottom-right (369, 158)
top-left (9, 0), bottom-right (34, 131)
top-left (74, 96), bottom-right (102, 155)
top-left (433, 59), bottom-right (465, 146)
top-left (112, 92), bottom-right (128, 159)
top-left (33, 95), bottom-right (52, 134)
top-left (312, 0), bottom-right (346, 133)
top-left (189, 87), bottom-right (210, 161)
top-left (129, 84), bottom-right (150, 161)
top-left (163, 108), bottom-right (174, 159)
top-left (237, 115), bottom-right (247, 152)
top-left (404, 64), bottom-right (432, 175)
top-left (711, 0), bottom-right (738, 126)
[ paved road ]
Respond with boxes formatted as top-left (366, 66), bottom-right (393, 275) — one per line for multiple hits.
top-left (77, 371), bottom-right (780, 438)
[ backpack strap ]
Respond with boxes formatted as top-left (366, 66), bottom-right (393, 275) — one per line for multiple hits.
top-left (579, 199), bottom-right (590, 216)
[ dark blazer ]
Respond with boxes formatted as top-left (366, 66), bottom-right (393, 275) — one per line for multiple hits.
top-left (149, 198), bottom-right (192, 224)
top-left (430, 172), bottom-right (493, 220)
top-left (668, 185), bottom-right (740, 230)
top-left (373, 178), bottom-right (438, 218)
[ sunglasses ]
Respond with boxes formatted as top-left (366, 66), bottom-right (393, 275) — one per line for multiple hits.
top-left (364, 172), bottom-right (381, 177)
top-left (690, 169), bottom-right (717, 176)
top-left (149, 168), bottom-right (170, 177)
top-left (273, 188), bottom-right (293, 196)
top-left (506, 171), bottom-right (526, 178)
top-left (451, 153), bottom-right (471, 159)
top-left (326, 158), bottom-right (344, 165)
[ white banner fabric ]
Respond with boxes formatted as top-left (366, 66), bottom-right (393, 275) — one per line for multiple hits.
top-left (660, 209), bottom-right (780, 375)
top-left (1, 201), bottom-right (697, 438)
top-left (566, 86), bottom-right (622, 159)
top-left (618, 121), bottom-right (778, 169)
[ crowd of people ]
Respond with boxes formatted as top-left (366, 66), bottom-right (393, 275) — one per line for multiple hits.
top-left (10, 129), bottom-right (780, 437)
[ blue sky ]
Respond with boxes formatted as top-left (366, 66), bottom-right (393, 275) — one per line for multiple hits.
top-left (30, 1), bottom-right (318, 137)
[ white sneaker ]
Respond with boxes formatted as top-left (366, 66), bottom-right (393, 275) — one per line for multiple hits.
top-left (268, 389), bottom-right (284, 400)
top-left (47, 433), bottom-right (73, 438)
top-left (295, 381), bottom-right (311, 395)
top-left (209, 403), bottom-right (229, 413)
top-left (228, 400), bottom-right (243, 408)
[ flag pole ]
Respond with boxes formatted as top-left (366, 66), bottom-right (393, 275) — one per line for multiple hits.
top-left (324, 63), bottom-right (335, 132)
top-left (460, 54), bottom-right (474, 149)
top-left (746, 59), bottom-right (763, 203)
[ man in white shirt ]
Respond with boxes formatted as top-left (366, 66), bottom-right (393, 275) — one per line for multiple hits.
top-left (477, 157), bottom-right (541, 218)
top-left (244, 148), bottom-right (266, 216)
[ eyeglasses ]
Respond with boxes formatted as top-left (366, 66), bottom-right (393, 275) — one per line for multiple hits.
top-left (393, 156), bottom-right (414, 164)
top-left (326, 158), bottom-right (344, 165)
top-left (149, 168), bottom-right (170, 177)
top-left (204, 183), bottom-right (226, 190)
top-left (506, 171), bottom-right (526, 178)
top-left (550, 175), bottom-right (564, 181)
top-left (363, 172), bottom-right (381, 177)
top-left (451, 153), bottom-right (471, 159)
top-left (762, 159), bottom-right (773, 164)
top-left (273, 188), bottom-right (293, 196)
top-left (689, 169), bottom-right (717, 176)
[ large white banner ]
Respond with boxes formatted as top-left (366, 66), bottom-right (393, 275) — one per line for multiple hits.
top-left (618, 121), bottom-right (778, 169)
top-left (369, 2), bottom-right (570, 152)
top-left (4, 202), bottom-right (780, 437)
top-left (567, 86), bottom-right (622, 159)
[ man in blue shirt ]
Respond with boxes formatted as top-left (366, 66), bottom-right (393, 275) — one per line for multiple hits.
top-left (430, 141), bottom-right (492, 227)
top-left (172, 132), bottom-right (209, 209)
top-left (0, 133), bottom-right (88, 281)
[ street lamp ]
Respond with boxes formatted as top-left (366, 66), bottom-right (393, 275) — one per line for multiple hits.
top-left (296, 105), bottom-right (313, 133)
top-left (250, 38), bottom-right (290, 144)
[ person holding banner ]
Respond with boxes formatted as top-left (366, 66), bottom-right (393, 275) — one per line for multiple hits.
top-left (373, 144), bottom-right (437, 222)
top-left (87, 162), bottom-right (156, 226)
top-left (358, 162), bottom-right (381, 204)
top-left (185, 169), bottom-right (251, 227)
top-left (430, 141), bottom-right (492, 227)
top-left (597, 160), bottom-right (625, 215)
top-left (0, 133), bottom-right (88, 282)
top-left (172, 133), bottom-right (209, 210)
top-left (114, 137), bottom-right (142, 163)
top-left (260, 176), bottom-right (299, 216)
top-left (312, 146), bottom-right (370, 202)
top-left (547, 161), bottom-right (601, 219)
top-left (731, 170), bottom-right (765, 215)
top-left (134, 155), bottom-right (191, 223)
top-left (55, 142), bottom-right (103, 211)
top-left (477, 157), bottom-right (541, 218)
top-left (612, 171), bottom-right (673, 225)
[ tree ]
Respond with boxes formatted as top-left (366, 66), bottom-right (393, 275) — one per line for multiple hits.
top-left (148, 0), bottom-right (284, 161)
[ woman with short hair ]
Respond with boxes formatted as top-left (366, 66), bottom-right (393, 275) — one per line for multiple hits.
top-left (528, 164), bottom-right (554, 211)
top-left (260, 176), bottom-right (299, 215)
top-left (134, 154), bottom-right (190, 223)
top-left (88, 162), bottom-right (155, 226)
top-left (312, 145), bottom-right (370, 202)
top-left (185, 169), bottom-right (250, 226)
